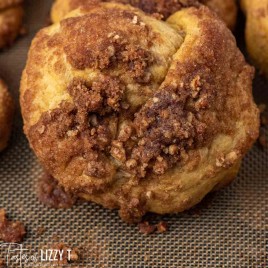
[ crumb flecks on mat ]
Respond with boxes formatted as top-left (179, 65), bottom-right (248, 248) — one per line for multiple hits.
top-left (138, 221), bottom-right (168, 235)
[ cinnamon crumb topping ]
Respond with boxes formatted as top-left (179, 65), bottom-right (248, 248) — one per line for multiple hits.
top-left (138, 221), bottom-right (156, 235)
top-left (0, 209), bottom-right (26, 243)
top-left (138, 220), bottom-right (168, 235)
top-left (156, 221), bottom-right (168, 233)
top-left (37, 173), bottom-right (77, 208)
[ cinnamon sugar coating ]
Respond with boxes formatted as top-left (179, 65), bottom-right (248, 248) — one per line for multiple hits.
top-left (21, 3), bottom-right (259, 223)
top-left (51, 0), bottom-right (237, 29)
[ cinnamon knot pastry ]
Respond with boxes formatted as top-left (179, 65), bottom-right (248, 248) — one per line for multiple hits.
top-left (21, 3), bottom-right (259, 223)
top-left (51, 0), bottom-right (237, 30)
top-left (0, 79), bottom-right (14, 151)
top-left (241, 0), bottom-right (268, 77)
top-left (0, 0), bottom-right (24, 48)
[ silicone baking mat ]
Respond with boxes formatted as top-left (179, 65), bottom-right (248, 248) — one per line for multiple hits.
top-left (0, 0), bottom-right (267, 267)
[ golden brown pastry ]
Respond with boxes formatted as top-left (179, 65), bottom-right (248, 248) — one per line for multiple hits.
top-left (0, 0), bottom-right (24, 48)
top-left (21, 3), bottom-right (259, 223)
top-left (0, 79), bottom-right (14, 151)
top-left (241, 0), bottom-right (268, 77)
top-left (51, 0), bottom-right (237, 30)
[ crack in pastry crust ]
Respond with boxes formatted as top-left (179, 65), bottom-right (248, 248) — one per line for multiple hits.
top-left (21, 3), bottom-right (259, 222)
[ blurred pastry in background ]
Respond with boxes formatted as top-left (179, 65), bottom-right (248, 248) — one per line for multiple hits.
top-left (0, 0), bottom-right (24, 48)
top-left (51, 0), bottom-right (237, 30)
top-left (201, 0), bottom-right (237, 30)
top-left (21, 3), bottom-right (259, 223)
top-left (0, 79), bottom-right (14, 151)
top-left (241, 0), bottom-right (268, 77)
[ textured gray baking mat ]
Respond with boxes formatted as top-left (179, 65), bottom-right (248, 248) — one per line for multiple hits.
top-left (0, 0), bottom-right (267, 267)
